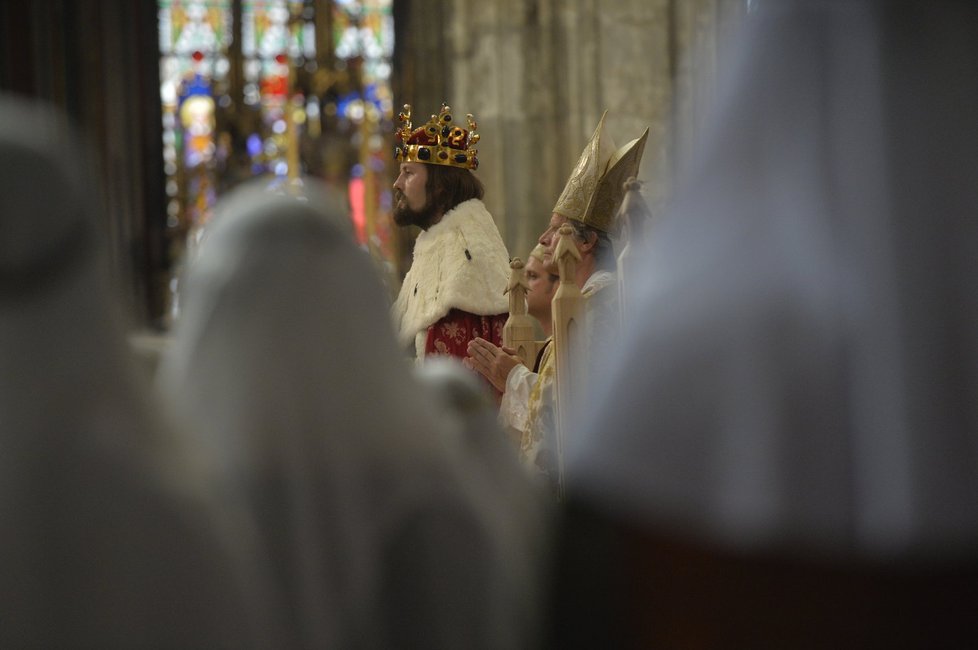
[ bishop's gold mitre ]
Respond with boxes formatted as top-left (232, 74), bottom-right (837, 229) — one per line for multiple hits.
top-left (552, 111), bottom-right (649, 233)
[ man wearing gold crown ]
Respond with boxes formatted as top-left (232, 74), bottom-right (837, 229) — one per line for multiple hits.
top-left (466, 112), bottom-right (648, 488)
top-left (390, 103), bottom-right (511, 373)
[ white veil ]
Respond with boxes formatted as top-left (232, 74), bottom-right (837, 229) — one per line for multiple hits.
top-left (0, 96), bottom-right (266, 647)
top-left (415, 357), bottom-right (552, 647)
top-left (159, 183), bottom-right (523, 647)
top-left (568, 0), bottom-right (978, 561)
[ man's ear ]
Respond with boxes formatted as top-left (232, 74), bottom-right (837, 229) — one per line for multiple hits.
top-left (579, 230), bottom-right (598, 254)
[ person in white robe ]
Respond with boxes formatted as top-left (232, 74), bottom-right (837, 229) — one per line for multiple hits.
top-left (158, 182), bottom-right (531, 649)
top-left (415, 357), bottom-right (551, 648)
top-left (0, 95), bottom-right (268, 648)
top-left (553, 1), bottom-right (978, 647)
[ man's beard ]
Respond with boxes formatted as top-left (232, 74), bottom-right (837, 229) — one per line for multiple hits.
top-left (392, 190), bottom-right (439, 229)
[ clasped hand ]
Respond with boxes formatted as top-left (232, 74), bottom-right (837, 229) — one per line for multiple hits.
top-left (463, 337), bottom-right (522, 393)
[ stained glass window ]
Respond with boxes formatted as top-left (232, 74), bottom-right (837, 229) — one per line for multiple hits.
top-left (329, 0), bottom-right (395, 260)
top-left (158, 0), bottom-right (395, 322)
top-left (159, 1), bottom-right (231, 264)
top-left (241, 0), bottom-right (316, 179)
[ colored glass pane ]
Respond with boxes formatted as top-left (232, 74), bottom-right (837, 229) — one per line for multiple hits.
top-left (158, 0), bottom-right (396, 323)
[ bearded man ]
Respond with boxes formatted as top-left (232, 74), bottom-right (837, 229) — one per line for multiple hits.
top-left (390, 103), bottom-right (510, 368)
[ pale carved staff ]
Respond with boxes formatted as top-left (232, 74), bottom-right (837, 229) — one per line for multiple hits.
top-left (616, 177), bottom-right (654, 325)
top-left (502, 257), bottom-right (543, 368)
top-left (551, 223), bottom-right (586, 497)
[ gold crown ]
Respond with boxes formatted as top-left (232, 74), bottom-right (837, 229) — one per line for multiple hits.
top-left (552, 111), bottom-right (649, 233)
top-left (394, 103), bottom-right (480, 170)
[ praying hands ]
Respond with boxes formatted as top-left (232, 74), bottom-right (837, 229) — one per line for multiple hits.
top-left (464, 337), bottom-right (523, 393)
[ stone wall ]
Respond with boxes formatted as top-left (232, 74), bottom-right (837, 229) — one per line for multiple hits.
top-left (394, 0), bottom-right (747, 263)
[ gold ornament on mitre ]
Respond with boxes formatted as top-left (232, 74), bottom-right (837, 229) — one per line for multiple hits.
top-left (552, 111), bottom-right (649, 233)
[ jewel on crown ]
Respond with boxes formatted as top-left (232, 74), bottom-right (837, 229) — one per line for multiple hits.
top-left (394, 103), bottom-right (480, 170)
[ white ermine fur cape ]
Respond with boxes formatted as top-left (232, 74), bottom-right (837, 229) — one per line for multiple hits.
top-left (392, 198), bottom-right (510, 348)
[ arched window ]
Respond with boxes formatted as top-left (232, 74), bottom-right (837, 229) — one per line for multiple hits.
top-left (158, 0), bottom-right (395, 322)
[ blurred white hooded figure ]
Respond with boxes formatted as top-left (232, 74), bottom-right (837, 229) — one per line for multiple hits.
top-left (158, 183), bottom-right (524, 648)
top-left (553, 1), bottom-right (978, 648)
top-left (0, 97), bottom-right (267, 647)
top-left (415, 357), bottom-right (552, 647)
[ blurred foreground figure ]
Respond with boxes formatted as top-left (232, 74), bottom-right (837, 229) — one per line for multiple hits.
top-left (159, 184), bottom-right (527, 648)
top-left (553, 2), bottom-right (978, 648)
top-left (0, 96), bottom-right (265, 647)
top-left (415, 357), bottom-right (552, 648)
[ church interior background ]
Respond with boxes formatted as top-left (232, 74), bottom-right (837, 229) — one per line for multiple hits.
top-left (0, 0), bottom-right (747, 331)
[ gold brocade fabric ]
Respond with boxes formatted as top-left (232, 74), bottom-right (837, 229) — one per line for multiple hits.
top-left (551, 114), bottom-right (611, 228)
top-left (521, 339), bottom-right (555, 469)
top-left (551, 112), bottom-right (648, 233)
top-left (519, 275), bottom-right (618, 492)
